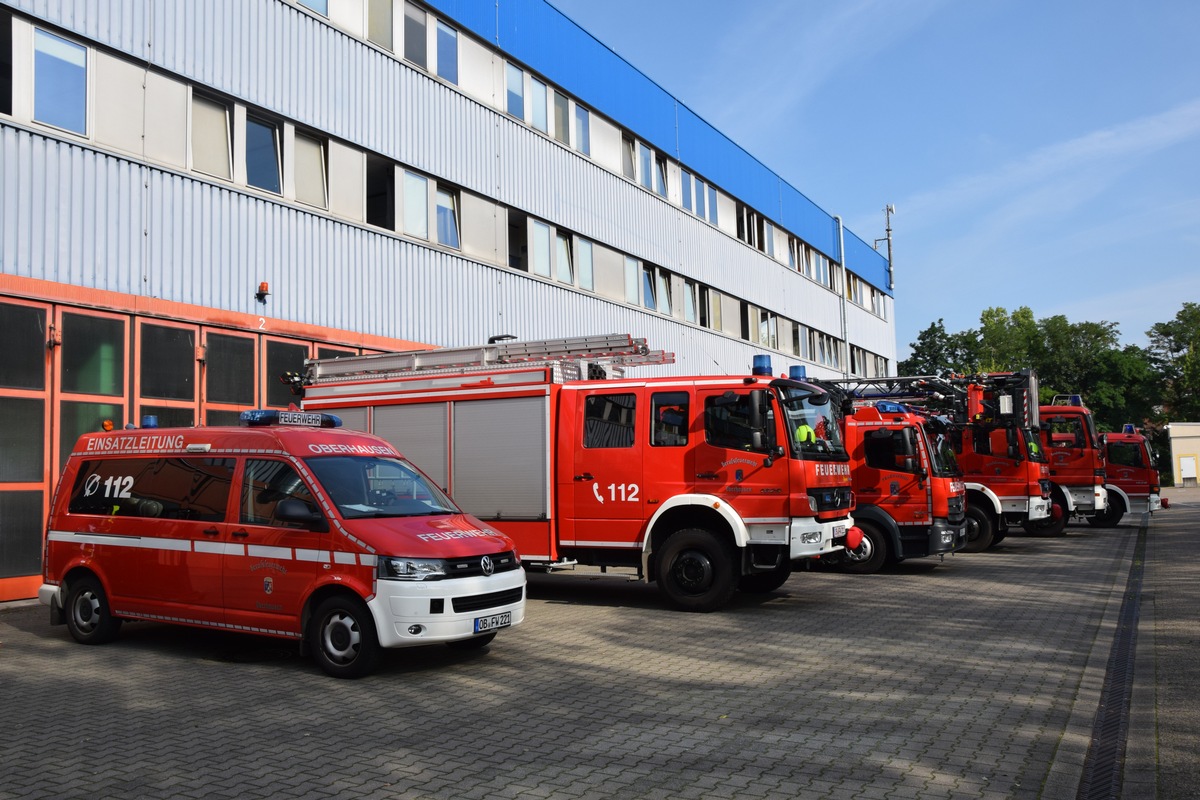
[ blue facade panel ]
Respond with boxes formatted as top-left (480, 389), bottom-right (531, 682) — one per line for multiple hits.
top-left (426, 0), bottom-right (894, 296)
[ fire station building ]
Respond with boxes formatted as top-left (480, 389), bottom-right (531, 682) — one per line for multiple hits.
top-left (0, 0), bottom-right (895, 600)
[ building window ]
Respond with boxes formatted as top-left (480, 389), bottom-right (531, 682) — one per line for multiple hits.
top-left (624, 257), bottom-right (639, 305)
top-left (622, 135), bottom-right (636, 180)
top-left (575, 105), bottom-right (590, 156)
top-left (35, 29), bottom-right (87, 134)
top-left (762, 219), bottom-right (775, 257)
top-left (577, 238), bottom-right (594, 291)
top-left (507, 209), bottom-right (527, 271)
top-left (1, 11), bottom-right (12, 116)
top-left (553, 91), bottom-right (570, 145)
top-left (436, 187), bottom-right (459, 248)
top-left (191, 94), bottom-right (231, 179)
top-left (531, 77), bottom-right (548, 133)
top-left (707, 185), bottom-right (718, 224)
top-left (656, 270), bottom-right (671, 314)
top-left (638, 143), bottom-right (653, 190)
top-left (641, 267), bottom-right (656, 311)
top-left (245, 116), bottom-right (281, 194)
top-left (555, 232), bottom-right (573, 284)
top-left (366, 155), bottom-right (395, 229)
top-left (506, 64), bottom-right (524, 119)
top-left (368, 0), bottom-right (393, 50)
top-left (294, 132), bottom-right (327, 209)
top-left (694, 177), bottom-right (706, 220)
top-left (436, 21), bottom-right (458, 84)
top-left (403, 171), bottom-right (428, 238)
top-left (654, 156), bottom-right (667, 197)
top-left (683, 280), bottom-right (697, 324)
top-left (404, 2), bottom-right (427, 68)
top-left (531, 220), bottom-right (551, 277)
top-left (681, 170), bottom-right (692, 212)
top-left (297, 0), bottom-right (328, 15)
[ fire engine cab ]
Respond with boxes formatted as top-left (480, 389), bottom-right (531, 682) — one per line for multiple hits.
top-left (39, 410), bottom-right (526, 678)
top-left (1093, 424), bottom-right (1162, 526)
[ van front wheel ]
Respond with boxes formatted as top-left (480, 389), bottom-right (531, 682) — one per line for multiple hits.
top-left (309, 596), bottom-right (381, 678)
top-left (65, 575), bottom-right (122, 645)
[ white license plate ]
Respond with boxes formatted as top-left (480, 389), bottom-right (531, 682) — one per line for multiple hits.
top-left (834, 525), bottom-right (846, 537)
top-left (474, 611), bottom-right (511, 633)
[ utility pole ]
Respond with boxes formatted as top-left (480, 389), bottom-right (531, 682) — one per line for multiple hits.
top-left (874, 204), bottom-right (896, 290)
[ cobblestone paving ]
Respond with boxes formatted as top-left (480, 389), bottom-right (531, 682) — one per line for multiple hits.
top-left (0, 523), bottom-right (1139, 800)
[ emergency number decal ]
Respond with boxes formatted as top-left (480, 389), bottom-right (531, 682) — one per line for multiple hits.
top-left (593, 483), bottom-right (639, 504)
top-left (85, 474), bottom-right (133, 499)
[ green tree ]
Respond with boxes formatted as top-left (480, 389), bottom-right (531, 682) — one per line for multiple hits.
top-left (1147, 302), bottom-right (1200, 421)
top-left (898, 319), bottom-right (977, 376)
top-left (977, 306), bottom-right (1040, 372)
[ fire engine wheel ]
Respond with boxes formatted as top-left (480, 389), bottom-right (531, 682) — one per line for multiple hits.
top-left (840, 521), bottom-right (887, 575)
top-left (737, 561), bottom-right (793, 594)
top-left (962, 505), bottom-right (995, 553)
top-left (64, 575), bottom-right (123, 645)
top-left (309, 595), bottom-right (381, 679)
top-left (989, 529), bottom-right (1007, 548)
top-left (656, 529), bottom-right (739, 612)
top-left (446, 632), bottom-right (497, 650)
top-left (1087, 497), bottom-right (1125, 528)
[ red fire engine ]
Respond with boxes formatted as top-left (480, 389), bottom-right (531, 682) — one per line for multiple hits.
top-left (1029, 394), bottom-right (1108, 534)
top-left (298, 334), bottom-right (859, 611)
top-left (1092, 424), bottom-right (1162, 526)
top-left (811, 379), bottom-right (967, 573)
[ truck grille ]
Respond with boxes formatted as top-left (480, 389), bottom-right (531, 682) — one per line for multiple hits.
top-left (444, 551), bottom-right (520, 579)
top-left (452, 587), bottom-right (524, 614)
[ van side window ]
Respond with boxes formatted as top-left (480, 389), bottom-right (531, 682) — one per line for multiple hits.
top-left (650, 392), bottom-right (689, 447)
top-left (68, 458), bottom-right (234, 521)
top-left (241, 459), bottom-right (316, 526)
top-left (583, 393), bottom-right (636, 448)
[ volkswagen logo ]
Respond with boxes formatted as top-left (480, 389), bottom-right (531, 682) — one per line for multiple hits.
top-left (480, 555), bottom-right (494, 576)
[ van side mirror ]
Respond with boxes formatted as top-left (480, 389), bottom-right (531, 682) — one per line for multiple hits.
top-left (276, 498), bottom-right (327, 530)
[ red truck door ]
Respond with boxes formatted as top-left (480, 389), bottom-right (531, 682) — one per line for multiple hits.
top-left (693, 387), bottom-right (789, 520)
top-left (857, 424), bottom-right (931, 525)
top-left (569, 388), bottom-right (647, 547)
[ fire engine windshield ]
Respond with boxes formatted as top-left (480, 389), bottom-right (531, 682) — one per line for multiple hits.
top-left (1022, 428), bottom-right (1047, 463)
top-left (306, 456), bottom-right (460, 519)
top-left (922, 419), bottom-right (961, 477)
top-left (776, 386), bottom-right (845, 459)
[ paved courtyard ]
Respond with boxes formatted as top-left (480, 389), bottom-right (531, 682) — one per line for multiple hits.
top-left (2, 492), bottom-right (1196, 799)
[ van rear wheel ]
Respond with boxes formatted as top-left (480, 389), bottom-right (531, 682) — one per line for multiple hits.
top-left (309, 596), bottom-right (381, 678)
top-left (656, 528), bottom-right (738, 612)
top-left (65, 575), bottom-right (122, 645)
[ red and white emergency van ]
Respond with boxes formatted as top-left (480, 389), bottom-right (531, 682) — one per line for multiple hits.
top-left (39, 410), bottom-right (526, 678)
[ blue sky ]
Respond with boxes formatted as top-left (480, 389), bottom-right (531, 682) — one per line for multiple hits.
top-left (549, 0), bottom-right (1200, 358)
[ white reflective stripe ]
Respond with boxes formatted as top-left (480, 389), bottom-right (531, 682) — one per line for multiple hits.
top-left (248, 545), bottom-right (292, 559)
top-left (47, 530), bottom-right (193, 552)
top-left (743, 517), bottom-right (789, 524)
top-left (48, 530), bottom-right (365, 566)
top-left (558, 540), bottom-right (641, 548)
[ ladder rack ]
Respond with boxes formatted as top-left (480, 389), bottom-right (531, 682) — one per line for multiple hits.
top-left (304, 333), bottom-right (674, 384)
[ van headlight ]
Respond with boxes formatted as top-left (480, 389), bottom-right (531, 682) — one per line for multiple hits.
top-left (379, 557), bottom-right (447, 581)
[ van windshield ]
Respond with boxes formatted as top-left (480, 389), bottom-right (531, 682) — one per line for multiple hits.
top-left (306, 456), bottom-right (459, 519)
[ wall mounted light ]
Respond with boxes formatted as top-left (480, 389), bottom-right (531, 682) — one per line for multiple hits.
top-left (255, 281), bottom-right (270, 304)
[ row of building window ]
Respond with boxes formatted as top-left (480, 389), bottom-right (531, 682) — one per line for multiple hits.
top-left (7, 3), bottom-right (888, 324)
top-left (2, 6), bottom-right (888, 374)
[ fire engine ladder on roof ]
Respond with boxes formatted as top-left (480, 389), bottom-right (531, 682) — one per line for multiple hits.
top-left (303, 333), bottom-right (675, 384)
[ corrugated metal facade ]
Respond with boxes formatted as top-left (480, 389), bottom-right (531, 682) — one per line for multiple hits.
top-left (2, 0), bottom-right (894, 375)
